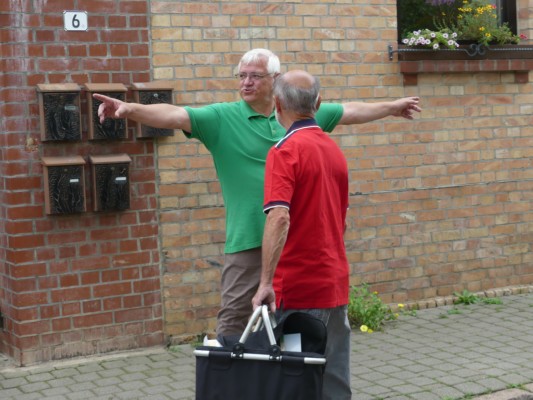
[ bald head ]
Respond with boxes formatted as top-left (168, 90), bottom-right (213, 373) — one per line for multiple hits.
top-left (273, 70), bottom-right (321, 117)
top-left (284, 70), bottom-right (316, 90)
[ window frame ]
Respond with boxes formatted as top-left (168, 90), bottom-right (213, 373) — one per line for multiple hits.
top-left (396, 0), bottom-right (518, 45)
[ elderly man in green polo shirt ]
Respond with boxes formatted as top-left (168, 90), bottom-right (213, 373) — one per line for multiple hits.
top-left (94, 48), bottom-right (421, 338)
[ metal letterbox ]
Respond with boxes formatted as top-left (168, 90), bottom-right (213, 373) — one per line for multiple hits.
top-left (41, 156), bottom-right (86, 214)
top-left (89, 154), bottom-right (131, 212)
top-left (131, 82), bottom-right (174, 138)
top-left (37, 84), bottom-right (82, 141)
top-left (84, 83), bottom-right (128, 140)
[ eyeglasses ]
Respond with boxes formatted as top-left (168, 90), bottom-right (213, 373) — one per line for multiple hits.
top-left (235, 72), bottom-right (273, 81)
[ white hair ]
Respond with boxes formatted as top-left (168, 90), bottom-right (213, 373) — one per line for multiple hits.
top-left (237, 48), bottom-right (281, 74)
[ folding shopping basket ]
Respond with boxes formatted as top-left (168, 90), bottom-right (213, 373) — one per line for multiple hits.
top-left (194, 305), bottom-right (327, 400)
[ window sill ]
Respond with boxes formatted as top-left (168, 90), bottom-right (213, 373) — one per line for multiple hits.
top-left (392, 44), bottom-right (533, 85)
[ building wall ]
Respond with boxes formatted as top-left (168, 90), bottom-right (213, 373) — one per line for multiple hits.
top-left (150, 0), bottom-right (533, 342)
top-left (1, 0), bottom-right (533, 364)
top-left (1, 0), bottom-right (163, 365)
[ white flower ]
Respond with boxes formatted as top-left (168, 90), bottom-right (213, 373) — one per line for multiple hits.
top-left (433, 43), bottom-right (439, 49)
top-left (443, 33), bottom-right (449, 39)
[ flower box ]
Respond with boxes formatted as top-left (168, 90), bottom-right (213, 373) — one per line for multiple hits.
top-left (397, 44), bottom-right (533, 61)
top-left (393, 44), bottom-right (533, 85)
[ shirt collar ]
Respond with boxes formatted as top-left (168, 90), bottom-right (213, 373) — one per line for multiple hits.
top-left (240, 100), bottom-right (275, 119)
top-left (286, 118), bottom-right (318, 136)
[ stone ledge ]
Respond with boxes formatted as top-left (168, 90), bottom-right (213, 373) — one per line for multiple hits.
top-left (399, 59), bottom-right (533, 85)
top-left (394, 285), bottom-right (533, 312)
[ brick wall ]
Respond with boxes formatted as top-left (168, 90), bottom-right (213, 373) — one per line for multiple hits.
top-left (150, 0), bottom-right (533, 343)
top-left (0, 0), bottom-right (163, 365)
top-left (1, 0), bottom-right (533, 363)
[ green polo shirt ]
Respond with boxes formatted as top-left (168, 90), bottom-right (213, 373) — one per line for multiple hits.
top-left (184, 100), bottom-right (343, 253)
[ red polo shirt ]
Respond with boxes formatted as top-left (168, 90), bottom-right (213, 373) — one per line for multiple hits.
top-left (263, 119), bottom-right (349, 309)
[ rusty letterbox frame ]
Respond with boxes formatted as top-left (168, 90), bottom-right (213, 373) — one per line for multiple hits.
top-left (41, 156), bottom-right (87, 215)
top-left (131, 82), bottom-right (175, 138)
top-left (84, 83), bottom-right (128, 140)
top-left (89, 154), bottom-right (132, 212)
top-left (37, 83), bottom-right (82, 142)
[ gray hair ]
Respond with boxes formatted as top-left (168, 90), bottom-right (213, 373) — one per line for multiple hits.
top-left (273, 73), bottom-right (320, 115)
top-left (237, 48), bottom-right (281, 74)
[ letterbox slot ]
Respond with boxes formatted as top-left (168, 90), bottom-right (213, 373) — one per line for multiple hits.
top-left (131, 82), bottom-right (174, 138)
top-left (89, 154), bottom-right (132, 212)
top-left (37, 84), bottom-right (82, 141)
top-left (84, 83), bottom-right (128, 140)
top-left (41, 156), bottom-right (86, 215)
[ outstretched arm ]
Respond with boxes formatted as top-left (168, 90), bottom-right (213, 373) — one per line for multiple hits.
top-left (251, 207), bottom-right (290, 313)
top-left (339, 96), bottom-right (421, 125)
top-left (93, 93), bottom-right (192, 132)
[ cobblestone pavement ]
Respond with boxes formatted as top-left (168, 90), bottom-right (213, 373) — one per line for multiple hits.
top-left (1, 289), bottom-right (533, 400)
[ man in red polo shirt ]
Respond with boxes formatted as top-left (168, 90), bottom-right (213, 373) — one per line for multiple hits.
top-left (252, 70), bottom-right (351, 400)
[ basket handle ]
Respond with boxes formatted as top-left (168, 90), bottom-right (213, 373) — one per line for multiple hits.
top-left (233, 305), bottom-right (280, 359)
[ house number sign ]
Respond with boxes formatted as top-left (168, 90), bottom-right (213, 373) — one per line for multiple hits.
top-left (63, 11), bottom-right (88, 31)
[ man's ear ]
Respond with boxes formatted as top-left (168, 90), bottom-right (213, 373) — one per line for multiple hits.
top-left (274, 96), bottom-right (282, 114)
top-left (315, 94), bottom-right (322, 111)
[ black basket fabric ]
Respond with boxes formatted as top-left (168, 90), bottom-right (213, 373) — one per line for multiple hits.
top-left (195, 346), bottom-right (325, 400)
top-left (195, 309), bottom-right (327, 400)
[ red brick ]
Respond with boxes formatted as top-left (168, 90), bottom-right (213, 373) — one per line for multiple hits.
top-left (38, 276), bottom-right (58, 290)
top-left (9, 278), bottom-right (37, 293)
top-left (8, 234), bottom-right (44, 249)
top-left (103, 297), bottom-right (122, 311)
top-left (5, 221), bottom-right (33, 235)
top-left (14, 320), bottom-right (51, 336)
top-left (122, 267), bottom-right (140, 280)
top-left (93, 282), bottom-right (132, 298)
top-left (90, 227), bottom-right (129, 241)
top-left (110, 44), bottom-right (129, 57)
top-left (120, 240), bottom-right (139, 252)
top-left (48, 231), bottom-right (87, 245)
top-left (10, 263), bottom-right (47, 278)
top-left (45, 45), bottom-right (66, 57)
top-left (41, 332), bottom-right (62, 347)
top-left (12, 292), bottom-right (48, 307)
top-left (73, 313), bottom-right (113, 328)
top-left (5, 178), bottom-right (41, 191)
top-left (89, 44), bottom-right (107, 57)
top-left (5, 249), bottom-right (34, 264)
top-left (120, 1), bottom-right (148, 13)
top-left (52, 318), bottom-right (72, 332)
top-left (71, 257), bottom-right (110, 272)
top-left (123, 295), bottom-right (142, 308)
top-left (11, 307), bottom-right (39, 322)
top-left (40, 305), bottom-right (60, 319)
top-left (115, 307), bottom-right (153, 323)
top-left (60, 275), bottom-right (79, 288)
top-left (38, 58), bottom-right (81, 72)
top-left (109, 16), bottom-right (127, 28)
top-left (83, 300), bottom-right (102, 313)
top-left (51, 287), bottom-right (91, 302)
top-left (49, 260), bottom-right (69, 274)
top-left (83, 0), bottom-right (117, 13)
top-left (57, 30), bottom-right (99, 42)
top-left (68, 45), bottom-right (87, 57)
top-left (62, 302), bottom-right (81, 316)
top-left (134, 278), bottom-right (161, 293)
top-left (79, 243), bottom-right (98, 257)
top-left (81, 272), bottom-right (100, 285)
